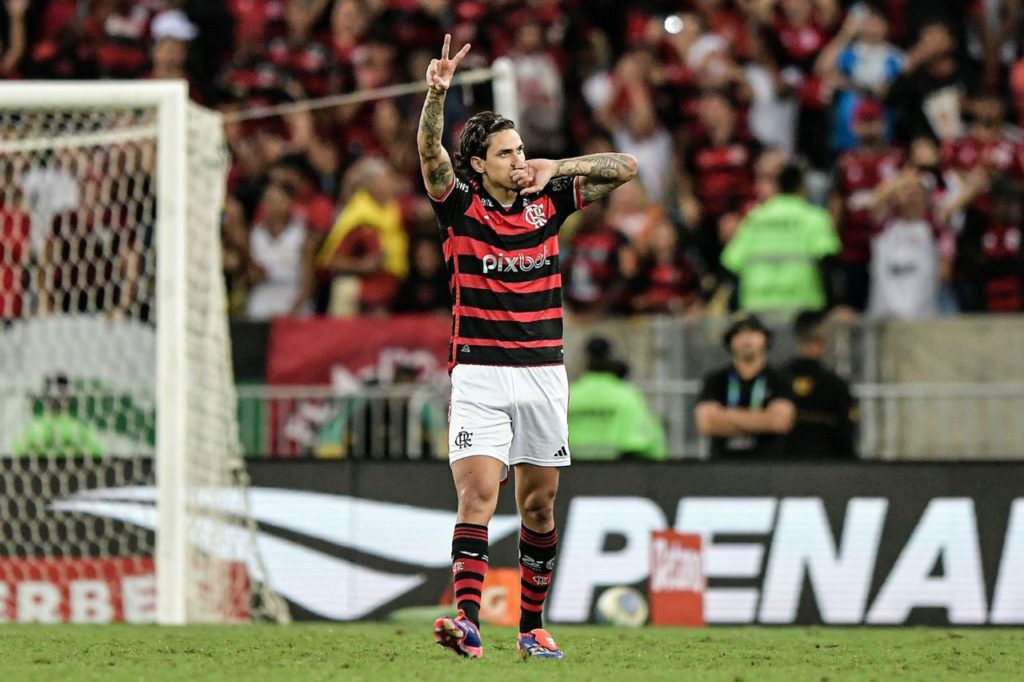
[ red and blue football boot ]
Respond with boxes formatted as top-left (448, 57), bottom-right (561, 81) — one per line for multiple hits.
top-left (516, 628), bottom-right (564, 659)
top-left (433, 609), bottom-right (483, 659)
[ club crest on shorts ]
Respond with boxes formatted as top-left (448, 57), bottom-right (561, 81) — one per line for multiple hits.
top-left (455, 429), bottom-right (473, 449)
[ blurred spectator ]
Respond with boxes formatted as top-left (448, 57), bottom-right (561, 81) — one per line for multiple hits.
top-left (630, 218), bottom-right (702, 316)
top-left (392, 236), bottom-right (450, 314)
top-left (245, 181), bottom-right (314, 320)
top-left (593, 51), bottom-right (676, 206)
top-left (695, 314), bottom-right (796, 459)
top-left (953, 175), bottom-right (1024, 312)
top-left (679, 91), bottom-right (760, 267)
top-left (942, 92), bottom-right (1024, 218)
top-left (816, 2), bottom-right (904, 153)
top-left (86, 0), bottom-right (153, 80)
top-left (148, 9), bottom-right (198, 96)
top-left (25, 5), bottom-right (99, 80)
top-left (782, 310), bottom-right (858, 459)
top-left (266, 0), bottom-right (337, 99)
top-left (508, 19), bottom-right (567, 158)
top-left (744, 26), bottom-right (800, 155)
top-left (718, 146), bottom-right (787, 245)
top-left (13, 374), bottom-right (101, 459)
top-left (828, 98), bottom-right (903, 311)
top-left (316, 158), bottom-right (409, 315)
top-left (886, 20), bottom-right (965, 142)
top-left (268, 153), bottom-right (337, 235)
top-left (568, 336), bottom-right (667, 461)
top-left (562, 200), bottom-right (635, 317)
top-left (865, 168), bottom-right (948, 320)
top-left (748, 0), bottom-right (841, 169)
top-left (722, 164), bottom-right (841, 313)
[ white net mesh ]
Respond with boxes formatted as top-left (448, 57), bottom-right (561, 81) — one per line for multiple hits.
top-left (0, 95), bottom-right (288, 623)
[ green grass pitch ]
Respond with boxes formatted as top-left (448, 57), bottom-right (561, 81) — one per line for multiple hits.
top-left (1, 624), bottom-right (1022, 681)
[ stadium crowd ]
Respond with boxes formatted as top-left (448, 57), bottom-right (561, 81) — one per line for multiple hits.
top-left (2, 0), bottom-right (1024, 322)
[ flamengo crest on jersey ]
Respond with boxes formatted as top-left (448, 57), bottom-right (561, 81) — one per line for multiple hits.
top-left (430, 175), bottom-right (585, 368)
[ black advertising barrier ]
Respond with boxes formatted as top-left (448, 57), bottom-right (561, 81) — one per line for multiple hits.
top-left (2, 459), bottom-right (1022, 625)
top-left (243, 461), bottom-right (1024, 626)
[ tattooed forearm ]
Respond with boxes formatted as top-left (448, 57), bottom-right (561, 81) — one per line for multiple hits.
top-left (417, 87), bottom-right (446, 159)
top-left (553, 154), bottom-right (638, 182)
top-left (418, 86), bottom-right (454, 195)
top-left (553, 153), bottom-right (639, 203)
top-left (581, 180), bottom-right (623, 205)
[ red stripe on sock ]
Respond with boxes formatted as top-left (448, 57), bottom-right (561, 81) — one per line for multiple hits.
top-left (520, 529), bottom-right (557, 548)
top-left (454, 528), bottom-right (489, 538)
top-left (521, 601), bottom-right (544, 612)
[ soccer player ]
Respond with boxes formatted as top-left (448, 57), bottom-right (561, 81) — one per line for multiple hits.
top-left (418, 35), bottom-right (638, 660)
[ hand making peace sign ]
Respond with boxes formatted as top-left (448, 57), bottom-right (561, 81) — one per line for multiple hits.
top-left (426, 33), bottom-right (471, 92)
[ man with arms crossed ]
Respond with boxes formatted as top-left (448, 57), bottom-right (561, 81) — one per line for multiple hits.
top-left (419, 35), bottom-right (637, 660)
top-left (696, 314), bottom-right (796, 459)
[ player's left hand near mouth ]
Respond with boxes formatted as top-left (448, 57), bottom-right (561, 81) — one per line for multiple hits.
top-left (515, 159), bottom-right (555, 194)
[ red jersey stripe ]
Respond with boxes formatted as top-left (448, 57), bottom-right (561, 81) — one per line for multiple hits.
top-left (447, 234), bottom-right (559, 260)
top-left (454, 337), bottom-right (564, 349)
top-left (458, 306), bottom-right (562, 323)
top-left (457, 273), bottom-right (561, 294)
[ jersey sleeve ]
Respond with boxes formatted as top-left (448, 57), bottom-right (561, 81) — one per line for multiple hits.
top-left (429, 176), bottom-right (474, 231)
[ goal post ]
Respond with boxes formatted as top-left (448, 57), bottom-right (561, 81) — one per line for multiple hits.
top-left (0, 81), bottom-right (288, 624)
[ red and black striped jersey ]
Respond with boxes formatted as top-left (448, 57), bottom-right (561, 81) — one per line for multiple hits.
top-left (430, 174), bottom-right (586, 368)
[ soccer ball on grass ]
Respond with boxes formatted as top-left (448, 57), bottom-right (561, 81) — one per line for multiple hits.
top-left (594, 585), bottom-right (649, 627)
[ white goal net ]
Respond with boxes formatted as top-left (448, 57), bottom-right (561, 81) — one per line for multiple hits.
top-left (0, 83), bottom-right (288, 624)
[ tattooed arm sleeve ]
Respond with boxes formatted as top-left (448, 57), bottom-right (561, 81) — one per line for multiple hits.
top-left (417, 86), bottom-right (455, 198)
top-left (553, 153), bottom-right (639, 204)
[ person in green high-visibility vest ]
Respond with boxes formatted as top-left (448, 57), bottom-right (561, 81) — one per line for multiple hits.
top-left (568, 336), bottom-right (667, 461)
top-left (12, 374), bottom-right (102, 459)
top-left (721, 164), bottom-right (841, 313)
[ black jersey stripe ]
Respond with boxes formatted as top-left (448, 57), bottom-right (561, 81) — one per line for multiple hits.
top-left (458, 316), bottom-right (563, 343)
top-left (458, 286), bottom-right (560, 313)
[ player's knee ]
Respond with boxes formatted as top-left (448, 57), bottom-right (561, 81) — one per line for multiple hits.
top-left (457, 484), bottom-right (498, 518)
top-left (520, 488), bottom-right (556, 528)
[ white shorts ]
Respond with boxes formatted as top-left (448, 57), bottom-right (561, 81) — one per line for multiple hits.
top-left (448, 363), bottom-right (571, 470)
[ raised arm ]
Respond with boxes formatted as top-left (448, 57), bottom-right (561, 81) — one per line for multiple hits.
top-left (417, 34), bottom-right (470, 198)
top-left (516, 153), bottom-right (639, 204)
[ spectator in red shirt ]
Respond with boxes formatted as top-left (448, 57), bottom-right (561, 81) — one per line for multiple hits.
top-left (562, 200), bottom-right (635, 317)
top-left (630, 218), bottom-right (702, 316)
top-left (829, 98), bottom-right (904, 311)
top-left (956, 175), bottom-right (1024, 312)
top-left (87, 0), bottom-right (153, 79)
top-left (266, 0), bottom-right (337, 99)
top-left (679, 90), bottom-right (760, 268)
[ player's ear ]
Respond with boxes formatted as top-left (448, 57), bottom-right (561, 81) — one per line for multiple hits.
top-left (470, 156), bottom-right (485, 174)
